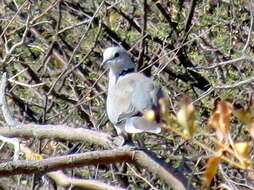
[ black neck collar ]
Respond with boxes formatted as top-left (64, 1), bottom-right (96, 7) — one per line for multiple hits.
top-left (119, 68), bottom-right (135, 76)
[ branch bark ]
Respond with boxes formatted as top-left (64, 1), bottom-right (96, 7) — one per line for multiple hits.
top-left (47, 170), bottom-right (125, 190)
top-left (0, 147), bottom-right (195, 190)
top-left (0, 124), bottom-right (113, 148)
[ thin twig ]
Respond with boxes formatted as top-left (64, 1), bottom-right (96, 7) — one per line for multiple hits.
top-left (0, 1), bottom-right (28, 40)
top-left (215, 76), bottom-right (254, 89)
top-left (193, 55), bottom-right (254, 70)
top-left (242, 1), bottom-right (254, 53)
top-left (127, 163), bottom-right (159, 190)
top-left (193, 75), bottom-right (254, 104)
top-left (47, 0), bottom-right (105, 95)
top-left (1, 14), bottom-right (31, 64)
top-left (30, 0), bottom-right (61, 24)
top-left (57, 20), bottom-right (90, 34)
top-left (8, 80), bottom-right (48, 88)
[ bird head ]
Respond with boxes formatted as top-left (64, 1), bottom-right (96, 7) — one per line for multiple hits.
top-left (101, 46), bottom-right (136, 77)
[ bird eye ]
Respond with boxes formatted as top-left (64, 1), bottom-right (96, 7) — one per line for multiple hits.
top-left (114, 52), bottom-right (119, 58)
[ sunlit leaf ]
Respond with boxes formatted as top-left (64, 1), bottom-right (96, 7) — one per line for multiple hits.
top-left (208, 100), bottom-right (232, 144)
top-left (234, 141), bottom-right (251, 169)
top-left (144, 109), bottom-right (156, 121)
top-left (176, 97), bottom-right (196, 139)
top-left (202, 150), bottom-right (223, 188)
top-left (25, 152), bottom-right (44, 160)
top-left (233, 108), bottom-right (253, 125)
top-left (109, 12), bottom-right (117, 24)
top-left (249, 122), bottom-right (254, 139)
top-left (21, 144), bottom-right (44, 160)
top-left (159, 97), bottom-right (170, 115)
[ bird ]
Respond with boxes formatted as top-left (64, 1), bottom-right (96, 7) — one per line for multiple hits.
top-left (101, 46), bottom-right (165, 137)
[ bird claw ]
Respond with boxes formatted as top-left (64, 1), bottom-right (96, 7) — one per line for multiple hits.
top-left (112, 135), bottom-right (126, 147)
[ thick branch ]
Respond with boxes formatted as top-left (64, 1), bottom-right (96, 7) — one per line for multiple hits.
top-left (134, 150), bottom-right (195, 190)
top-left (0, 148), bottom-right (195, 190)
top-left (0, 73), bottom-right (20, 126)
top-left (47, 170), bottom-right (125, 190)
top-left (184, 0), bottom-right (197, 34)
top-left (0, 124), bottom-right (113, 148)
top-left (0, 148), bottom-right (133, 176)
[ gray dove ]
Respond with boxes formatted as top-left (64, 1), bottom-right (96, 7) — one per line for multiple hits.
top-left (102, 46), bottom-right (165, 136)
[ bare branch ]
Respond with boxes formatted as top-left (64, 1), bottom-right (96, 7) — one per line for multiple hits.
top-left (0, 1), bottom-right (28, 39)
top-left (133, 150), bottom-right (195, 190)
top-left (0, 73), bottom-right (20, 126)
top-left (19, 143), bottom-right (126, 190)
top-left (242, 2), bottom-right (254, 53)
top-left (1, 12), bottom-right (30, 64)
top-left (215, 76), bottom-right (254, 89)
top-left (0, 124), bottom-right (113, 148)
top-left (48, 170), bottom-right (126, 190)
top-left (193, 76), bottom-right (254, 103)
top-left (47, 0), bottom-right (105, 95)
top-left (192, 55), bottom-right (254, 70)
top-left (30, 0), bottom-right (61, 24)
top-left (184, 0), bottom-right (197, 34)
top-left (0, 148), bottom-right (133, 176)
top-left (0, 147), bottom-right (195, 190)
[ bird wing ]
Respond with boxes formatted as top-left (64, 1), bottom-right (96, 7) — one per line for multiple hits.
top-left (107, 73), bottom-right (163, 133)
top-left (106, 72), bottom-right (138, 125)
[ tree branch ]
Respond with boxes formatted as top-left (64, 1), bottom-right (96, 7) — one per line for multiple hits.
top-left (47, 170), bottom-right (125, 190)
top-left (0, 148), bottom-right (133, 176)
top-left (0, 147), bottom-right (195, 190)
top-left (0, 73), bottom-right (20, 126)
top-left (0, 124), bottom-right (113, 148)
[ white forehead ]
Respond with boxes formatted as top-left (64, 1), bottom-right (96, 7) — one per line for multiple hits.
top-left (103, 46), bottom-right (127, 60)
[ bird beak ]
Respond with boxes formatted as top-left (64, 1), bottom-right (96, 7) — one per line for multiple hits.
top-left (101, 58), bottom-right (110, 67)
top-left (101, 60), bottom-right (107, 67)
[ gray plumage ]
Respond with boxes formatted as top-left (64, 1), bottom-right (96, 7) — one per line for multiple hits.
top-left (102, 46), bottom-right (165, 135)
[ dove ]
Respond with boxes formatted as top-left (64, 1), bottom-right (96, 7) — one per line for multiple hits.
top-left (102, 46), bottom-right (165, 136)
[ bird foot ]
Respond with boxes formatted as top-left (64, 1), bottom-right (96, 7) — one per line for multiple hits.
top-left (112, 135), bottom-right (126, 147)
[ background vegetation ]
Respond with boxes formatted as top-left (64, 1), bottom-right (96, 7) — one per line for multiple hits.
top-left (0, 0), bottom-right (253, 189)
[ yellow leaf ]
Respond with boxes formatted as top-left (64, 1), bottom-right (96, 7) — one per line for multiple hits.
top-left (208, 100), bottom-right (232, 144)
top-left (233, 108), bottom-right (253, 125)
top-left (159, 97), bottom-right (170, 115)
top-left (109, 12), bottom-right (117, 24)
top-left (202, 150), bottom-right (223, 188)
top-left (234, 141), bottom-right (251, 169)
top-left (176, 97), bottom-right (196, 138)
top-left (20, 144), bottom-right (44, 160)
top-left (144, 109), bottom-right (156, 121)
top-left (25, 152), bottom-right (44, 160)
top-left (249, 122), bottom-right (254, 139)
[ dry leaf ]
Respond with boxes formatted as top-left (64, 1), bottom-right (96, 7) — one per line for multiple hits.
top-left (233, 108), bottom-right (253, 125)
top-left (109, 12), bottom-right (117, 24)
top-left (202, 150), bottom-right (223, 188)
top-left (25, 152), bottom-right (44, 160)
top-left (234, 141), bottom-right (251, 169)
top-left (159, 97), bottom-right (170, 115)
top-left (20, 144), bottom-right (44, 160)
top-left (208, 100), bottom-right (232, 144)
top-left (176, 97), bottom-right (196, 139)
top-left (249, 122), bottom-right (254, 139)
